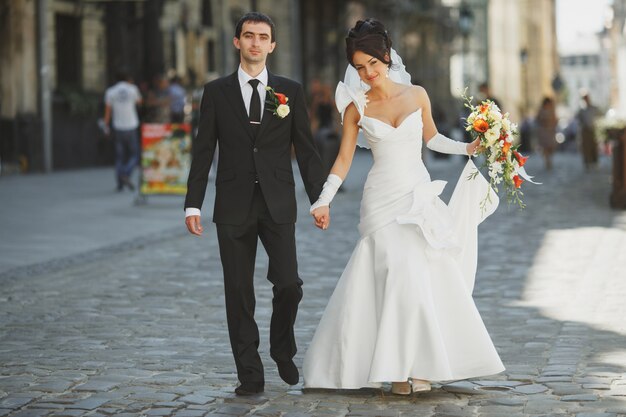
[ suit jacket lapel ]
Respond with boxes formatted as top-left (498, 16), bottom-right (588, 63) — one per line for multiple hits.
top-left (256, 72), bottom-right (280, 141)
top-left (222, 71), bottom-right (255, 142)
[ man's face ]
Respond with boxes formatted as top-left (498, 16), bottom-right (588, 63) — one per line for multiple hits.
top-left (233, 21), bottom-right (275, 65)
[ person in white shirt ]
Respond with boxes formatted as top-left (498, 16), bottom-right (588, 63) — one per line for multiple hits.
top-left (104, 71), bottom-right (142, 191)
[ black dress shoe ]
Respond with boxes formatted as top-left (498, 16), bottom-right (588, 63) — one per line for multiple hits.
top-left (277, 360), bottom-right (299, 385)
top-left (235, 382), bottom-right (264, 396)
top-left (121, 176), bottom-right (135, 191)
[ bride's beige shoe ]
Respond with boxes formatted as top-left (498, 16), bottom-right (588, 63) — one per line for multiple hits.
top-left (391, 381), bottom-right (412, 395)
top-left (410, 378), bottom-right (431, 392)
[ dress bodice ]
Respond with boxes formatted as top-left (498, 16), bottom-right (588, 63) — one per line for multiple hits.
top-left (335, 81), bottom-right (424, 166)
top-left (359, 108), bottom-right (424, 168)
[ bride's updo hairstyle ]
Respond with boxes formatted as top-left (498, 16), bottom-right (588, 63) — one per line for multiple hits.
top-left (345, 18), bottom-right (393, 68)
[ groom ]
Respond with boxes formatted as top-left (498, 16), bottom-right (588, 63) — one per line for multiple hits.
top-left (184, 12), bottom-right (326, 395)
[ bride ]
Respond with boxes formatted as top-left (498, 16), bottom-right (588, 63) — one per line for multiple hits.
top-left (303, 18), bottom-right (505, 395)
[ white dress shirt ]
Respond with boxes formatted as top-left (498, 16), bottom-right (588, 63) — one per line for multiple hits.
top-left (185, 66), bottom-right (269, 218)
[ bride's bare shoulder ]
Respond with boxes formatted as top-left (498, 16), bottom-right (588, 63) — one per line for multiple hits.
top-left (408, 85), bottom-right (428, 97)
top-left (408, 85), bottom-right (431, 107)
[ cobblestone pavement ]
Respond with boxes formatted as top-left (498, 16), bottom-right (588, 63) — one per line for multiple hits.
top-left (2, 151), bottom-right (626, 416)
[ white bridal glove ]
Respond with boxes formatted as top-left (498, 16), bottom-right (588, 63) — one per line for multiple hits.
top-left (426, 133), bottom-right (469, 155)
top-left (310, 174), bottom-right (343, 212)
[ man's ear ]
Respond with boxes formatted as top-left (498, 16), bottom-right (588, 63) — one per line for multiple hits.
top-left (268, 42), bottom-right (276, 54)
top-left (233, 37), bottom-right (241, 50)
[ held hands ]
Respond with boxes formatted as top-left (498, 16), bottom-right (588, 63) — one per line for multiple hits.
top-left (185, 215), bottom-right (204, 236)
top-left (310, 173), bottom-right (341, 230)
top-left (311, 206), bottom-right (330, 230)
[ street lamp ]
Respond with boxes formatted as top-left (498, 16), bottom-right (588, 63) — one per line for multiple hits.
top-left (458, 1), bottom-right (474, 90)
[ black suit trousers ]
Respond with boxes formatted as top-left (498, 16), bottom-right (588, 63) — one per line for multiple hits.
top-left (216, 184), bottom-right (303, 384)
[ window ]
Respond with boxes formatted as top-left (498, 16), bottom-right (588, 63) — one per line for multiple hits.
top-left (207, 39), bottom-right (215, 72)
top-left (202, 0), bottom-right (213, 27)
top-left (55, 14), bottom-right (82, 89)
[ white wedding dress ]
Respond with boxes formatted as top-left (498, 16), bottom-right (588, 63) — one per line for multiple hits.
top-left (302, 81), bottom-right (505, 389)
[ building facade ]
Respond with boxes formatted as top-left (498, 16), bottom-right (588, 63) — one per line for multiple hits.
top-left (3, 0), bottom-right (552, 173)
top-left (559, 33), bottom-right (611, 116)
top-left (609, 0), bottom-right (626, 117)
top-left (488, 0), bottom-right (559, 122)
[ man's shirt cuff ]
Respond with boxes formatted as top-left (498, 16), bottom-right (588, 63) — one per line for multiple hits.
top-left (185, 208), bottom-right (201, 217)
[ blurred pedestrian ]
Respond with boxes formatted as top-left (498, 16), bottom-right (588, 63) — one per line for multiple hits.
top-left (535, 97), bottom-right (558, 171)
top-left (478, 82), bottom-right (501, 110)
top-left (168, 75), bottom-right (186, 123)
top-left (103, 70), bottom-right (142, 191)
top-left (310, 80), bottom-right (337, 172)
top-left (576, 93), bottom-right (599, 169)
top-left (145, 74), bottom-right (171, 123)
top-left (518, 113), bottom-right (534, 154)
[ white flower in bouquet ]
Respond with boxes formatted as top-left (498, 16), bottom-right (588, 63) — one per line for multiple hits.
top-left (485, 128), bottom-right (499, 146)
top-left (502, 117), bottom-right (511, 131)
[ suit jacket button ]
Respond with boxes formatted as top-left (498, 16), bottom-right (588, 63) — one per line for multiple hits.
top-left (253, 147), bottom-right (258, 153)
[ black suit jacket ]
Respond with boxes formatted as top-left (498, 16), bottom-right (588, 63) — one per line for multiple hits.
top-left (184, 71), bottom-right (326, 225)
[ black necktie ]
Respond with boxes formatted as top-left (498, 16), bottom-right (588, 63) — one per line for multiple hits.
top-left (248, 79), bottom-right (261, 130)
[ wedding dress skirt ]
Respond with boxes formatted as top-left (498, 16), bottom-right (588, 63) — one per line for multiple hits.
top-left (302, 83), bottom-right (505, 389)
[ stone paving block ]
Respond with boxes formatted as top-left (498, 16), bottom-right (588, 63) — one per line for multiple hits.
top-left (507, 375), bottom-right (535, 382)
top-left (607, 386), bottom-right (626, 396)
top-left (96, 414), bottom-right (137, 417)
top-left (441, 382), bottom-right (479, 395)
top-left (144, 408), bottom-right (178, 416)
top-left (477, 413), bottom-right (526, 417)
top-left (473, 380), bottom-right (524, 388)
top-left (155, 401), bottom-right (186, 407)
top-left (523, 396), bottom-right (581, 414)
top-left (127, 392), bottom-right (179, 403)
top-left (346, 411), bottom-right (400, 417)
top-left (536, 376), bottom-right (573, 383)
top-left (282, 413), bottom-right (316, 417)
top-left (73, 380), bottom-right (120, 392)
top-left (545, 383), bottom-right (591, 396)
top-left (433, 403), bottom-right (470, 414)
top-left (49, 411), bottom-right (85, 417)
top-left (10, 410), bottom-right (53, 417)
top-left (513, 384), bottom-right (549, 394)
top-left (600, 399), bottom-right (626, 413)
top-left (64, 397), bottom-right (110, 410)
top-left (0, 396), bottom-right (36, 409)
top-left (95, 408), bottom-right (123, 414)
top-left (28, 403), bottom-right (65, 410)
top-left (178, 394), bottom-right (216, 405)
top-left (575, 414), bottom-right (617, 417)
top-left (172, 410), bottom-right (207, 417)
top-left (210, 404), bottom-right (255, 415)
top-left (30, 380), bottom-right (75, 393)
top-left (562, 394), bottom-right (600, 401)
top-left (483, 397), bottom-right (527, 406)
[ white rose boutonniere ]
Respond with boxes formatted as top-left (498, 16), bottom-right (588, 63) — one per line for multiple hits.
top-left (265, 86), bottom-right (290, 119)
top-left (276, 104), bottom-right (290, 118)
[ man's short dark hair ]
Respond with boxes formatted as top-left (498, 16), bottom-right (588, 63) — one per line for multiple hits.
top-left (235, 12), bottom-right (275, 42)
top-left (116, 70), bottom-right (131, 82)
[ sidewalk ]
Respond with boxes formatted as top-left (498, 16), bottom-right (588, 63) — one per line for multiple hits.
top-left (1, 151), bottom-right (626, 416)
top-left (0, 169), bottom-right (186, 275)
top-left (0, 151), bottom-right (375, 277)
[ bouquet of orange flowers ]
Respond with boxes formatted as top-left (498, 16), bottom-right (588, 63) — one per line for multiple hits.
top-left (463, 93), bottom-right (537, 209)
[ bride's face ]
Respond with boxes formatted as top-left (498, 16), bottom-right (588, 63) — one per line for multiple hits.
top-left (352, 50), bottom-right (389, 88)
